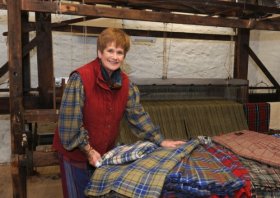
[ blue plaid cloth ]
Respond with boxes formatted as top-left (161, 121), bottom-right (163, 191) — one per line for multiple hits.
top-left (164, 145), bottom-right (244, 197)
top-left (101, 141), bottom-right (158, 166)
top-left (85, 139), bottom-right (200, 198)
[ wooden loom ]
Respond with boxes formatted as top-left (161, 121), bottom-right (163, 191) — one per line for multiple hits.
top-left (1, 0), bottom-right (280, 197)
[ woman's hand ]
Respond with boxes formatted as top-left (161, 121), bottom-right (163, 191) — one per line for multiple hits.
top-left (160, 139), bottom-right (186, 148)
top-left (86, 148), bottom-right (102, 167)
top-left (82, 144), bottom-right (102, 167)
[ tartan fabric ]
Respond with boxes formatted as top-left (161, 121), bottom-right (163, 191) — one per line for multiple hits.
top-left (212, 130), bottom-right (280, 168)
top-left (204, 144), bottom-right (251, 198)
top-left (85, 139), bottom-right (200, 198)
top-left (243, 103), bottom-right (270, 133)
top-left (238, 156), bottom-right (280, 191)
top-left (252, 190), bottom-right (280, 198)
top-left (101, 141), bottom-right (158, 166)
top-left (164, 145), bottom-right (244, 197)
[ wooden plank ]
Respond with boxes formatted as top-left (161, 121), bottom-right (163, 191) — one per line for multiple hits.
top-left (11, 155), bottom-right (27, 198)
top-left (70, 0), bottom-right (280, 16)
top-left (22, 12), bottom-right (31, 93)
top-left (234, 28), bottom-right (250, 80)
top-left (33, 150), bottom-right (59, 167)
top-left (8, 0), bottom-right (24, 157)
top-left (24, 109), bottom-right (59, 122)
top-left (21, 0), bottom-right (280, 31)
top-left (7, 1), bottom-right (26, 197)
top-left (35, 13), bottom-right (54, 108)
top-left (53, 25), bottom-right (236, 41)
top-left (0, 62), bottom-right (8, 78)
top-left (0, 34), bottom-right (43, 80)
top-left (131, 78), bottom-right (248, 85)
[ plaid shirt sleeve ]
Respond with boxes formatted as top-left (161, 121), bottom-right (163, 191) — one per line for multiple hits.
top-left (58, 72), bottom-right (89, 150)
top-left (125, 82), bottom-right (164, 145)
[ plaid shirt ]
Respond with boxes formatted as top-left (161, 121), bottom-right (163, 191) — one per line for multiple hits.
top-left (58, 72), bottom-right (164, 151)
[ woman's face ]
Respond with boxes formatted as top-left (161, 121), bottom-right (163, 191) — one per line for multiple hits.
top-left (98, 42), bottom-right (125, 76)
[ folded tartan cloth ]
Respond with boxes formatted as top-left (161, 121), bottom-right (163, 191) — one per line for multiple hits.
top-left (212, 130), bottom-right (280, 168)
top-left (85, 139), bottom-right (200, 198)
top-left (101, 141), bottom-right (158, 166)
top-left (164, 145), bottom-right (244, 197)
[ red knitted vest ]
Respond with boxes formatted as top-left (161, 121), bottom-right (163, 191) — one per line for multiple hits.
top-left (53, 58), bottom-right (129, 162)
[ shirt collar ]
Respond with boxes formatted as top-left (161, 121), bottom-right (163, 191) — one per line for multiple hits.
top-left (100, 60), bottom-right (122, 90)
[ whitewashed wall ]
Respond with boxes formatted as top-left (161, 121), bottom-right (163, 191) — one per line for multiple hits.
top-left (0, 12), bottom-right (280, 163)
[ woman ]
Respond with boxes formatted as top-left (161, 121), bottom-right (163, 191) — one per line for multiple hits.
top-left (53, 27), bottom-right (185, 198)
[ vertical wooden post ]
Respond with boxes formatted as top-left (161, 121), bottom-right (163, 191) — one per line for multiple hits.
top-left (7, 0), bottom-right (26, 197)
top-left (234, 28), bottom-right (250, 102)
top-left (22, 12), bottom-right (31, 93)
top-left (35, 12), bottom-right (54, 108)
top-left (234, 28), bottom-right (250, 80)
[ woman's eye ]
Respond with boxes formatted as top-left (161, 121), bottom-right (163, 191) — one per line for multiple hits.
top-left (107, 49), bottom-right (114, 53)
top-left (117, 51), bottom-right (124, 55)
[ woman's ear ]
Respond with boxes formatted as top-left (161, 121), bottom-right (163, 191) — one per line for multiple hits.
top-left (97, 50), bottom-right (102, 59)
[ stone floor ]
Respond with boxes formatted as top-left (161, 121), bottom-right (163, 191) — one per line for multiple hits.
top-left (0, 164), bottom-right (63, 198)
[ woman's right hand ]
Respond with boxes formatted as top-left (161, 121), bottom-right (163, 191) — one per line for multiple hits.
top-left (82, 144), bottom-right (102, 167)
top-left (86, 148), bottom-right (102, 167)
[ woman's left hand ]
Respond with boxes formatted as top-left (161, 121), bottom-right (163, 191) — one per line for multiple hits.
top-left (160, 139), bottom-right (186, 148)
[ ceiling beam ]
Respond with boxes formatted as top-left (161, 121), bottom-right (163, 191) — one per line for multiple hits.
top-left (53, 25), bottom-right (236, 41)
top-left (21, 0), bottom-right (280, 31)
top-left (66, 0), bottom-right (280, 16)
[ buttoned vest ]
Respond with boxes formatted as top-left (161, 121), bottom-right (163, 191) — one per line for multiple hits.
top-left (53, 58), bottom-right (129, 161)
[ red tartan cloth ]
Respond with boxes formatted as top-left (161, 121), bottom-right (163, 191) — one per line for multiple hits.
top-left (160, 143), bottom-right (252, 198)
top-left (243, 103), bottom-right (270, 133)
top-left (205, 144), bottom-right (251, 198)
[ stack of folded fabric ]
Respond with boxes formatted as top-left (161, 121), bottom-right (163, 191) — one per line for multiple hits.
top-left (162, 145), bottom-right (245, 197)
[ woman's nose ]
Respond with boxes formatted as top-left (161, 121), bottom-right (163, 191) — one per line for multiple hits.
top-left (112, 52), bottom-right (118, 59)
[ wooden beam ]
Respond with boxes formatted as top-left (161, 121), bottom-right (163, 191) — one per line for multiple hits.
top-left (22, 12), bottom-right (31, 93)
top-left (247, 46), bottom-right (280, 90)
top-left (21, 0), bottom-right (280, 31)
top-left (24, 109), bottom-right (59, 122)
top-left (7, 1), bottom-right (26, 198)
top-left (0, 33), bottom-right (43, 79)
top-left (0, 62), bottom-right (8, 78)
top-left (71, 0), bottom-right (280, 16)
top-left (53, 25), bottom-right (236, 41)
top-left (234, 28), bottom-right (250, 80)
top-left (35, 12), bottom-right (54, 108)
top-left (3, 16), bottom-right (100, 35)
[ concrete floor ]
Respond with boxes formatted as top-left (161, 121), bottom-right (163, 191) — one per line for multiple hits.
top-left (0, 164), bottom-right (63, 198)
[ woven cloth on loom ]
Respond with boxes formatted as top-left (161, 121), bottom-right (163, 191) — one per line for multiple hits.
top-left (119, 100), bottom-right (248, 144)
top-left (243, 102), bottom-right (270, 133)
top-left (212, 130), bottom-right (280, 168)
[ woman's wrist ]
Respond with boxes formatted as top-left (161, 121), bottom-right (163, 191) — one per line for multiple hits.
top-left (81, 144), bottom-right (94, 157)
